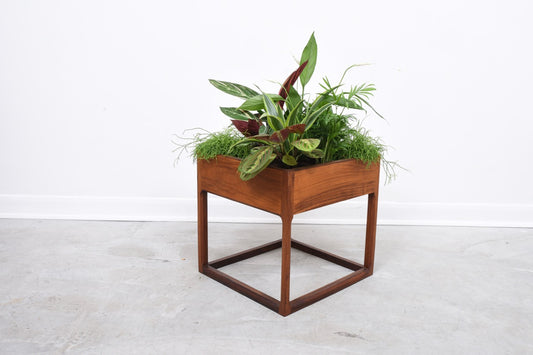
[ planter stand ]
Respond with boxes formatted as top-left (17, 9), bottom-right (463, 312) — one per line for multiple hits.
top-left (197, 156), bottom-right (379, 316)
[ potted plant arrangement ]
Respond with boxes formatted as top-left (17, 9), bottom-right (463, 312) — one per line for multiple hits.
top-left (176, 33), bottom-right (396, 316)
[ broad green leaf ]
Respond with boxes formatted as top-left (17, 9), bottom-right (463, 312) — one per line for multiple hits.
top-left (292, 138), bottom-right (320, 152)
top-left (302, 102), bottom-right (333, 131)
top-left (265, 116), bottom-right (283, 132)
top-left (286, 99), bottom-right (304, 127)
top-left (258, 125), bottom-right (268, 135)
top-left (219, 107), bottom-right (257, 120)
top-left (237, 145), bottom-right (273, 172)
top-left (299, 33), bottom-right (317, 87)
top-left (286, 86), bottom-right (302, 112)
top-left (262, 93), bottom-right (285, 131)
top-left (263, 92), bottom-right (279, 117)
top-left (239, 94), bottom-right (283, 111)
top-left (282, 154), bottom-right (297, 166)
top-left (302, 149), bottom-right (324, 159)
top-left (208, 79), bottom-right (259, 99)
top-left (300, 84), bottom-right (340, 131)
top-left (238, 146), bottom-right (276, 181)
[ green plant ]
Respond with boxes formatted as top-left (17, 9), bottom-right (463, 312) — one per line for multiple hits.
top-left (176, 33), bottom-right (398, 181)
top-left (172, 128), bottom-right (252, 163)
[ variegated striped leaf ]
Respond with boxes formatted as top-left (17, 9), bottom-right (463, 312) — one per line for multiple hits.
top-left (302, 102), bottom-right (333, 131)
top-left (220, 107), bottom-right (257, 121)
top-left (209, 79), bottom-right (259, 99)
top-left (263, 92), bottom-right (279, 117)
top-left (291, 138), bottom-right (320, 152)
top-left (237, 146), bottom-right (276, 181)
top-left (239, 94), bottom-right (284, 111)
top-left (262, 93), bottom-right (285, 131)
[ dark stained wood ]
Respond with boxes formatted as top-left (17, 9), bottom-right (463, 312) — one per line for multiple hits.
top-left (292, 159), bottom-right (379, 214)
top-left (197, 156), bottom-right (283, 215)
top-left (364, 192), bottom-right (379, 274)
top-left (196, 155), bottom-right (380, 316)
top-left (209, 240), bottom-right (281, 269)
top-left (280, 218), bottom-right (292, 316)
top-left (291, 239), bottom-right (363, 271)
top-left (290, 268), bottom-right (371, 314)
top-left (197, 190), bottom-right (208, 273)
top-left (203, 266), bottom-right (280, 312)
top-left (279, 169), bottom-right (294, 316)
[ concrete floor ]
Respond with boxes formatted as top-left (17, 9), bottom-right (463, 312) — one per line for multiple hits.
top-left (0, 220), bottom-right (532, 354)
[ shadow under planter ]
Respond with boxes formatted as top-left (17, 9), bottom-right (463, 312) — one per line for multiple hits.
top-left (197, 155), bottom-right (380, 316)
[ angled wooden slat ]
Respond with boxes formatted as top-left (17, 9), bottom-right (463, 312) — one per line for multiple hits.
top-left (203, 266), bottom-right (280, 312)
top-left (209, 240), bottom-right (281, 269)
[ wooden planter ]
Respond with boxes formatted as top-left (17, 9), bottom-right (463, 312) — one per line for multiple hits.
top-left (197, 155), bottom-right (380, 316)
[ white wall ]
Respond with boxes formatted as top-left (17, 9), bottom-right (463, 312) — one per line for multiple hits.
top-left (1, 0), bottom-right (532, 226)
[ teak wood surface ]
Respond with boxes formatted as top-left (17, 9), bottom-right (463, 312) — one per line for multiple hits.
top-left (197, 155), bottom-right (380, 316)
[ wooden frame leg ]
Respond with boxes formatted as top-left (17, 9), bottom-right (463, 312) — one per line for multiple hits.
top-left (197, 192), bottom-right (377, 316)
top-left (198, 190), bottom-right (208, 272)
top-left (280, 215), bottom-right (293, 316)
top-left (364, 192), bottom-right (378, 274)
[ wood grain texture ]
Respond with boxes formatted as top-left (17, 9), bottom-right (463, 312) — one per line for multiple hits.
top-left (364, 192), bottom-right (379, 273)
top-left (291, 239), bottom-right (363, 271)
top-left (196, 155), bottom-right (380, 316)
top-left (203, 266), bottom-right (280, 312)
top-left (197, 156), bottom-right (283, 215)
top-left (197, 156), bottom-right (379, 217)
top-left (197, 190), bottom-right (208, 272)
top-left (290, 268), bottom-right (371, 314)
top-left (209, 240), bottom-right (281, 269)
top-left (280, 169), bottom-right (294, 315)
top-left (292, 159), bottom-right (380, 214)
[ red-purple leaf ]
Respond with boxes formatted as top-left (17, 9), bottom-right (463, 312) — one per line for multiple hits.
top-left (231, 119), bottom-right (262, 136)
top-left (269, 128), bottom-right (290, 143)
top-left (287, 124), bottom-right (306, 134)
top-left (278, 61), bottom-right (308, 109)
top-left (247, 119), bottom-right (261, 136)
top-left (251, 135), bottom-right (271, 141)
top-left (231, 120), bottom-right (249, 135)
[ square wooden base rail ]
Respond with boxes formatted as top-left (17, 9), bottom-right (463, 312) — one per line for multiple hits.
top-left (197, 156), bottom-right (380, 316)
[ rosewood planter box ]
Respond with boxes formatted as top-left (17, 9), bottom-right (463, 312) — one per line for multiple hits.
top-left (197, 155), bottom-right (380, 316)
